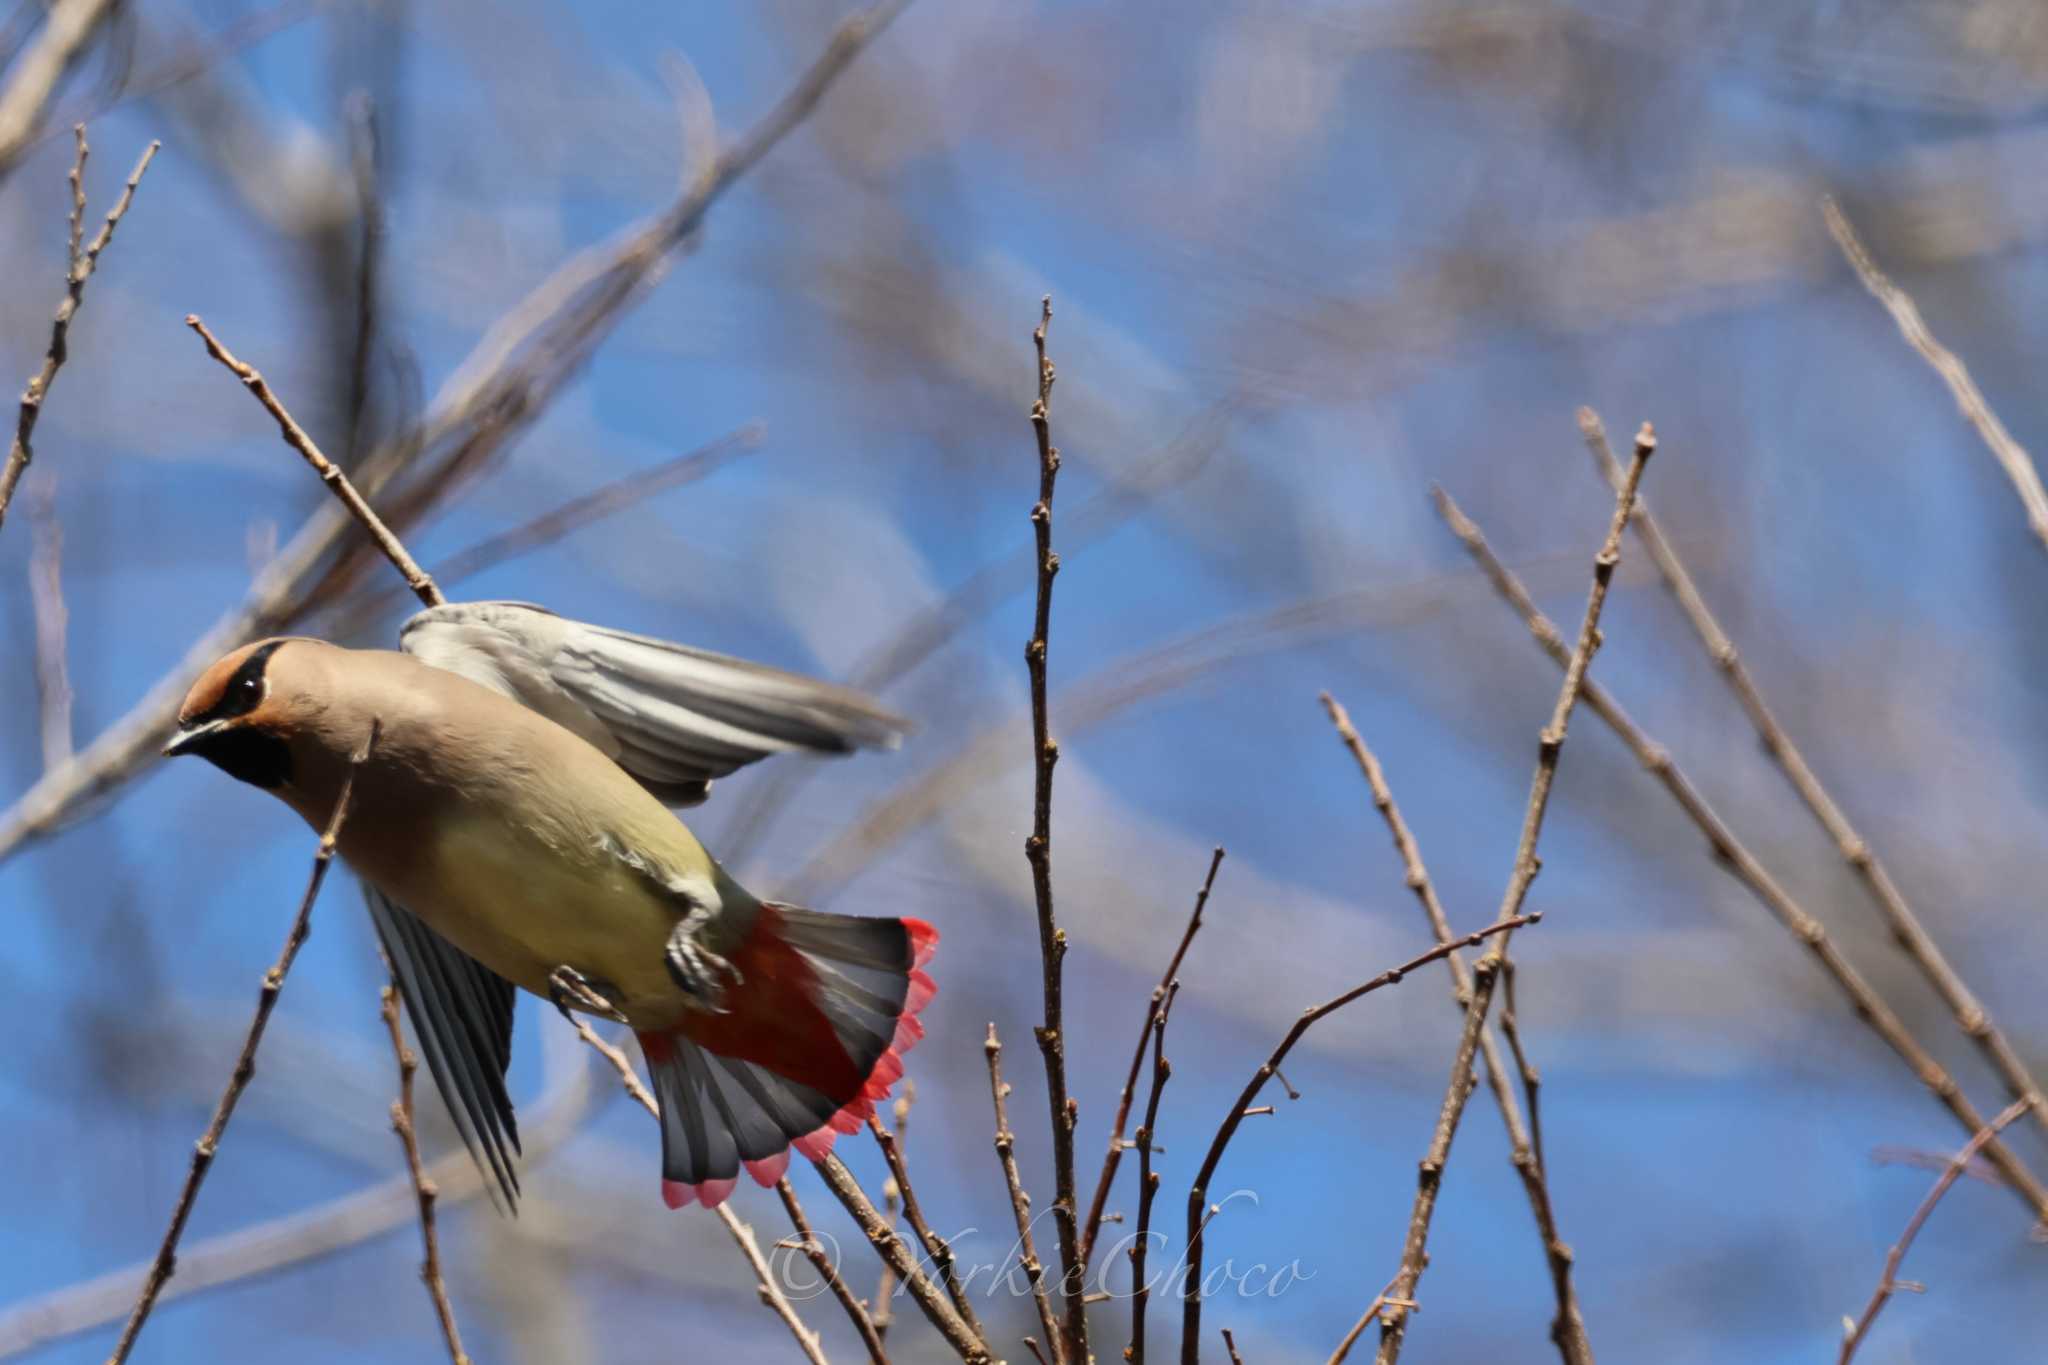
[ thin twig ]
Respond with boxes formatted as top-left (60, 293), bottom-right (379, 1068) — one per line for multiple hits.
top-left (1180, 914), bottom-right (1542, 1363)
top-left (1128, 982), bottom-right (1179, 1365)
top-left (108, 721), bottom-right (378, 1365)
top-left (1020, 294), bottom-right (1086, 1363)
top-left (1839, 1097), bottom-right (2035, 1364)
top-left (565, 1017), bottom-right (835, 1364)
top-left (1221, 1327), bottom-right (1246, 1365)
top-left (720, 400), bottom-right (1228, 868)
top-left (0, 134), bottom-right (159, 534)
top-left (327, 424), bottom-right (763, 635)
top-left (27, 477), bottom-right (74, 769)
top-left (1871, 1146), bottom-right (2002, 1187)
top-left (867, 1101), bottom-right (987, 1343)
top-left (793, 550), bottom-right (1657, 906)
top-left (65, 124), bottom-right (85, 266)
top-left (569, 1016), bottom-right (658, 1118)
top-left (1374, 426), bottom-right (1657, 1365)
top-left (1319, 693), bottom-right (1590, 1363)
top-left (0, 1046), bottom-right (613, 1357)
top-left (1082, 847), bottom-right (1225, 1272)
top-left (779, 1178), bottom-right (890, 1365)
top-left (1326, 1274), bottom-right (1402, 1365)
top-left (380, 977), bottom-right (471, 1364)
top-left (1822, 198), bottom-right (2048, 554)
top-left (871, 1095), bottom-right (905, 1344)
top-left (186, 316), bottom-right (445, 610)
top-left (809, 1154), bottom-right (991, 1364)
top-left (723, 1206), bottom-right (830, 1365)
top-left (1579, 404), bottom-right (2048, 1149)
top-left (1496, 960), bottom-right (1548, 1214)
top-left (1433, 484), bottom-right (2048, 1223)
top-left (987, 1023), bottom-right (1065, 1361)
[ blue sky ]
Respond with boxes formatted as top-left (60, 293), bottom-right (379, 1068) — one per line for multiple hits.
top-left (3, 2), bottom-right (2047, 1361)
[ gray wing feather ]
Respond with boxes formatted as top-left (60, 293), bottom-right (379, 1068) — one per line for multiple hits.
top-left (399, 601), bottom-right (908, 806)
top-left (364, 885), bottom-right (522, 1212)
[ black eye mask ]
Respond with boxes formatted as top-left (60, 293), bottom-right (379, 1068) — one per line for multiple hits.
top-left (192, 640), bottom-right (288, 725)
top-left (184, 640), bottom-right (294, 789)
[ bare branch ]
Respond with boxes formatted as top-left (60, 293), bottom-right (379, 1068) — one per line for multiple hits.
top-left (872, 1111), bottom-right (902, 1346)
top-left (0, 133), bottom-right (158, 533)
top-left (1127, 981), bottom-right (1179, 1365)
top-left (809, 1153), bottom-right (991, 1364)
top-left (1433, 484), bottom-right (2048, 1223)
top-left (720, 400), bottom-right (1226, 868)
top-left (794, 551), bottom-right (1653, 906)
top-left (186, 316), bottom-right (444, 610)
top-left (379, 978), bottom-right (471, 1364)
top-left (0, 1048), bottom-right (613, 1356)
top-left (1081, 847), bottom-right (1225, 1270)
top-left (1839, 1097), bottom-right (2035, 1363)
top-left (1823, 198), bottom-right (2048, 554)
top-left (326, 425), bottom-right (762, 635)
top-left (778, 1177), bottom-right (890, 1365)
top-left (1374, 427), bottom-right (1657, 1365)
top-left (1326, 1274), bottom-right (1403, 1365)
top-left (1580, 404), bottom-right (2048, 1148)
top-left (1020, 294), bottom-right (1087, 1363)
top-left (986, 1023), bottom-right (1064, 1360)
top-left (724, 1207), bottom-right (831, 1365)
top-left (866, 1101), bottom-right (987, 1343)
top-left (563, 1015), bottom-right (836, 1364)
top-left (64, 123), bottom-right (84, 266)
top-left (108, 721), bottom-right (379, 1365)
top-left (1181, 914), bottom-right (1543, 1362)
top-left (1320, 693), bottom-right (1589, 1362)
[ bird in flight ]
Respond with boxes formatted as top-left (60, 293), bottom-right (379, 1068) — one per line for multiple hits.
top-left (166, 600), bottom-right (933, 1211)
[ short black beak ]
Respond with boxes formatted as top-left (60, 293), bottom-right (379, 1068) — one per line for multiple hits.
top-left (163, 719), bottom-right (228, 758)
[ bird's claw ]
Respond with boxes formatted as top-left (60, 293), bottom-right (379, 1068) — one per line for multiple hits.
top-left (664, 930), bottom-right (744, 1012)
top-left (547, 964), bottom-right (629, 1025)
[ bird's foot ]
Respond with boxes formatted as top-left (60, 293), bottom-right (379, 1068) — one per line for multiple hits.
top-left (664, 923), bottom-right (744, 1012)
top-left (547, 964), bottom-right (630, 1025)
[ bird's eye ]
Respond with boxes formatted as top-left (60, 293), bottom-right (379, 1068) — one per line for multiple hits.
top-left (240, 676), bottom-right (262, 695)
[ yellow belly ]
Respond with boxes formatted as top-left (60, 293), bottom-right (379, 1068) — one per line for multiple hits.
top-left (359, 809), bottom-right (696, 1028)
top-left (307, 673), bottom-right (724, 1029)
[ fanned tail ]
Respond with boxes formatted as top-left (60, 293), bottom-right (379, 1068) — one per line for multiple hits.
top-left (636, 903), bottom-right (936, 1209)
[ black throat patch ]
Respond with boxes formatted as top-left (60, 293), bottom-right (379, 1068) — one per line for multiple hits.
top-left (195, 726), bottom-right (293, 789)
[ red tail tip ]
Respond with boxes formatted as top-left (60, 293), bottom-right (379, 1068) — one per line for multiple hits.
top-left (903, 918), bottom-right (939, 968)
top-left (662, 1176), bottom-right (738, 1210)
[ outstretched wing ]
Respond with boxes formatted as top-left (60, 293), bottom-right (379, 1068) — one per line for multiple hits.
top-left (365, 885), bottom-right (522, 1212)
top-left (398, 600), bottom-right (910, 806)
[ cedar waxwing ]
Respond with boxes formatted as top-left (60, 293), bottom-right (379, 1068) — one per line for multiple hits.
top-left (164, 601), bottom-right (936, 1211)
